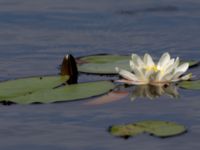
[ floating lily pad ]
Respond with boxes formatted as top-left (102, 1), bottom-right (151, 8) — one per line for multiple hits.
top-left (78, 60), bottom-right (130, 74)
top-left (109, 120), bottom-right (187, 138)
top-left (178, 80), bottom-right (200, 90)
top-left (77, 54), bottom-right (129, 64)
top-left (77, 54), bottom-right (129, 74)
top-left (0, 76), bottom-right (69, 100)
top-left (77, 54), bottom-right (198, 74)
top-left (188, 61), bottom-right (199, 68)
top-left (0, 76), bottom-right (115, 104)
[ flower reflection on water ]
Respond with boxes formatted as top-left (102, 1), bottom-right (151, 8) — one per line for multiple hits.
top-left (87, 84), bottom-right (180, 106)
top-left (129, 84), bottom-right (179, 101)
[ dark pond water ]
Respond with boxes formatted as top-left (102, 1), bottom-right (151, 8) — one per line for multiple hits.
top-left (0, 0), bottom-right (200, 149)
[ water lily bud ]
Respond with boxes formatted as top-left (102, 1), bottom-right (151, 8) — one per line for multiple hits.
top-left (61, 54), bottom-right (78, 84)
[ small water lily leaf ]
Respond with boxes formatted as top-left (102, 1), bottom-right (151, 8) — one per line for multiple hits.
top-left (77, 54), bottom-right (197, 74)
top-left (109, 124), bottom-right (144, 138)
top-left (109, 120), bottom-right (186, 139)
top-left (136, 121), bottom-right (186, 138)
top-left (178, 80), bottom-right (200, 90)
top-left (0, 76), bottom-right (115, 104)
top-left (188, 61), bottom-right (199, 68)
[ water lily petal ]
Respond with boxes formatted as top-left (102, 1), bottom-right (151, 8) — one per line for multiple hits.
top-left (155, 71), bottom-right (163, 81)
top-left (171, 71), bottom-right (189, 82)
top-left (132, 66), bottom-right (146, 80)
top-left (174, 57), bottom-right (180, 68)
top-left (157, 52), bottom-right (170, 68)
top-left (171, 63), bottom-right (189, 81)
top-left (131, 54), bottom-right (143, 67)
top-left (163, 59), bottom-right (176, 74)
top-left (176, 63), bottom-right (189, 73)
top-left (115, 67), bottom-right (139, 81)
top-left (130, 60), bottom-right (135, 71)
top-left (144, 68), bottom-right (154, 79)
top-left (164, 58), bottom-right (175, 71)
top-left (180, 73), bottom-right (192, 81)
top-left (162, 73), bottom-right (174, 81)
top-left (143, 53), bottom-right (155, 66)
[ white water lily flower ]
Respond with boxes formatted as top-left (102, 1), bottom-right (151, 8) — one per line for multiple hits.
top-left (116, 52), bottom-right (192, 85)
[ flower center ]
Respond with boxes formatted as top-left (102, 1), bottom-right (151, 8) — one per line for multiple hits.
top-left (145, 65), bottom-right (159, 72)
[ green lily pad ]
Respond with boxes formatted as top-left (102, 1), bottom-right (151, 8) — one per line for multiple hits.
top-left (78, 60), bottom-right (130, 74)
top-left (0, 76), bottom-right (69, 100)
top-left (109, 120), bottom-right (187, 138)
top-left (110, 123), bottom-right (144, 138)
top-left (77, 54), bottom-right (129, 64)
top-left (178, 80), bottom-right (200, 90)
top-left (0, 76), bottom-right (115, 104)
top-left (188, 61), bottom-right (199, 68)
top-left (77, 54), bottom-right (129, 74)
top-left (77, 54), bottom-right (199, 74)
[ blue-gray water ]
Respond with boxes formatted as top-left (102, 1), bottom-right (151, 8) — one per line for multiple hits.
top-left (0, 0), bottom-right (200, 149)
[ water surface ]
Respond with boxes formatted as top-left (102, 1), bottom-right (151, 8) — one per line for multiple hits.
top-left (0, 0), bottom-right (199, 149)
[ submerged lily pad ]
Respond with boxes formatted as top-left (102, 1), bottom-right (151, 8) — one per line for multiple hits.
top-left (109, 120), bottom-right (187, 138)
top-left (178, 80), bottom-right (200, 90)
top-left (77, 54), bottom-right (199, 74)
top-left (0, 76), bottom-right (115, 104)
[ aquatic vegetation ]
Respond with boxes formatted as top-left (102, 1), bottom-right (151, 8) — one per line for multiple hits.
top-left (179, 80), bottom-right (200, 90)
top-left (109, 120), bottom-right (187, 139)
top-left (116, 53), bottom-right (192, 85)
top-left (60, 54), bottom-right (78, 84)
top-left (0, 53), bottom-right (198, 105)
top-left (0, 76), bottom-right (114, 104)
top-left (77, 54), bottom-right (198, 74)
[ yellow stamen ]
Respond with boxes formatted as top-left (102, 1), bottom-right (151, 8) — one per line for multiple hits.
top-left (145, 65), bottom-right (159, 72)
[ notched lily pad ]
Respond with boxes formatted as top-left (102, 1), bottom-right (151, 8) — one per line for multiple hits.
top-left (178, 80), bottom-right (200, 90)
top-left (0, 76), bottom-right (115, 104)
top-left (109, 120), bottom-right (187, 139)
top-left (77, 54), bottom-right (198, 74)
